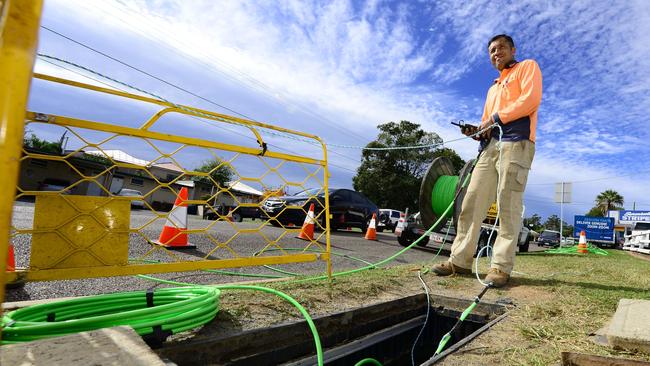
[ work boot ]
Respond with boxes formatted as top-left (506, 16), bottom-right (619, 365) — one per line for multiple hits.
top-left (485, 268), bottom-right (510, 288)
top-left (431, 261), bottom-right (471, 276)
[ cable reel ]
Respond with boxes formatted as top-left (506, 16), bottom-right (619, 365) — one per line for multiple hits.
top-left (418, 157), bottom-right (476, 232)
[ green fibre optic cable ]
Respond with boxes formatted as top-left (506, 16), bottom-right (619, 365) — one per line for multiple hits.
top-left (136, 275), bottom-right (325, 366)
top-left (434, 283), bottom-right (492, 356)
top-left (0, 287), bottom-right (220, 344)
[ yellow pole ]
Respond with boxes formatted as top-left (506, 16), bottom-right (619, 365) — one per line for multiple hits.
top-left (0, 0), bottom-right (43, 307)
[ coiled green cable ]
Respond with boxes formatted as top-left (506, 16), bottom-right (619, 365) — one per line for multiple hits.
top-left (431, 175), bottom-right (459, 219)
top-left (137, 275), bottom-right (325, 366)
top-left (0, 287), bottom-right (220, 344)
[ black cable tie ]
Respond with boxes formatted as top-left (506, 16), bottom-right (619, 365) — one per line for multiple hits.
top-left (146, 289), bottom-right (155, 308)
top-left (257, 141), bottom-right (268, 156)
top-left (142, 325), bottom-right (173, 349)
top-left (47, 313), bottom-right (56, 322)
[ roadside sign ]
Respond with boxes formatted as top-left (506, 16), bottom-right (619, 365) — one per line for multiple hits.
top-left (574, 215), bottom-right (614, 242)
top-left (554, 182), bottom-right (572, 203)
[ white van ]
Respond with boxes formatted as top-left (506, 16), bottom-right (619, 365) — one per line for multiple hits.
top-left (378, 209), bottom-right (404, 232)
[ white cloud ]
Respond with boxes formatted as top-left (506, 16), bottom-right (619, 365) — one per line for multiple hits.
top-left (38, 0), bottom-right (650, 218)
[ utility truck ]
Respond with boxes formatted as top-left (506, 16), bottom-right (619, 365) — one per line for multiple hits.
top-left (623, 222), bottom-right (650, 254)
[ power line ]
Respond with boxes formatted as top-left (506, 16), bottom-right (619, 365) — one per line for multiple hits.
top-left (44, 7), bottom-right (373, 149)
top-left (528, 169), bottom-right (650, 186)
top-left (40, 25), bottom-right (364, 164)
top-left (37, 56), bottom-right (360, 175)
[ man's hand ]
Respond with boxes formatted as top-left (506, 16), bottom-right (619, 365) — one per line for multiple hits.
top-left (460, 124), bottom-right (479, 139)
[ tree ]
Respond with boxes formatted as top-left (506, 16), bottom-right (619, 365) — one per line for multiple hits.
top-left (193, 159), bottom-right (234, 187)
top-left (543, 214), bottom-right (570, 233)
top-left (586, 206), bottom-right (604, 217)
top-left (352, 121), bottom-right (464, 212)
top-left (23, 134), bottom-right (62, 154)
top-left (594, 189), bottom-right (624, 215)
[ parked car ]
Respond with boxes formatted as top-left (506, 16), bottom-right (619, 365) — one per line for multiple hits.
top-left (37, 178), bottom-right (71, 194)
top-left (536, 229), bottom-right (561, 247)
top-left (203, 204), bottom-right (260, 222)
top-left (377, 209), bottom-right (404, 232)
top-left (261, 188), bottom-right (378, 232)
top-left (117, 188), bottom-right (145, 209)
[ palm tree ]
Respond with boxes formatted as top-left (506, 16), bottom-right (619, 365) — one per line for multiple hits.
top-left (595, 189), bottom-right (624, 215)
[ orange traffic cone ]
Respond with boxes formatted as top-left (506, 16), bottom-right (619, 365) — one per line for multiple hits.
top-left (154, 187), bottom-right (196, 249)
top-left (365, 213), bottom-right (378, 241)
top-left (6, 244), bottom-right (16, 272)
top-left (298, 203), bottom-right (316, 241)
top-left (577, 230), bottom-right (588, 254)
top-left (225, 208), bottom-right (234, 222)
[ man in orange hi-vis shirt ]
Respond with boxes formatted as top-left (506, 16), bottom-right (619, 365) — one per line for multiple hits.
top-left (432, 34), bottom-right (542, 287)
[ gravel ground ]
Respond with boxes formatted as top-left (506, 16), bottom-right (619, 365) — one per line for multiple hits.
top-left (6, 202), bottom-right (448, 302)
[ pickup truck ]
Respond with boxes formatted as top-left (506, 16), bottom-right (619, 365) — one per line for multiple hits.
top-left (396, 212), bottom-right (531, 253)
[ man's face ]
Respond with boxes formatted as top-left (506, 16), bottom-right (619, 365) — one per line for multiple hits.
top-left (488, 38), bottom-right (516, 71)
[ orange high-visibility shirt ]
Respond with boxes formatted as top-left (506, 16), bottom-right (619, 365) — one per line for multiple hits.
top-left (482, 59), bottom-right (543, 142)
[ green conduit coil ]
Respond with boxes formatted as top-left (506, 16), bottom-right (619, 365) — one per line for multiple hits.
top-left (136, 275), bottom-right (325, 366)
top-left (431, 175), bottom-right (459, 219)
top-left (354, 357), bottom-right (383, 366)
top-left (0, 287), bottom-right (220, 345)
top-left (544, 244), bottom-right (609, 255)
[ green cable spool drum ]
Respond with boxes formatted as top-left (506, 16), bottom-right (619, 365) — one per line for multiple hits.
top-left (418, 157), bottom-right (456, 232)
top-left (431, 175), bottom-right (459, 218)
top-left (419, 157), bottom-right (476, 232)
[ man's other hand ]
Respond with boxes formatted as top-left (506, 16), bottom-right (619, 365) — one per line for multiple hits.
top-left (480, 117), bottom-right (496, 139)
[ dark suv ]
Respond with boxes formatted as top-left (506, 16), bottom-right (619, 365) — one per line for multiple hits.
top-left (536, 230), bottom-right (561, 247)
top-left (261, 188), bottom-right (378, 232)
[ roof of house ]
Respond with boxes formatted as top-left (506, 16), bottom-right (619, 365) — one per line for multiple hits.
top-left (228, 181), bottom-right (263, 196)
top-left (85, 150), bottom-right (149, 166)
top-left (85, 150), bottom-right (184, 173)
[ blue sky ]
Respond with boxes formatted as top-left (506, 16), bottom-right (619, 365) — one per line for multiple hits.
top-left (29, 0), bottom-right (650, 223)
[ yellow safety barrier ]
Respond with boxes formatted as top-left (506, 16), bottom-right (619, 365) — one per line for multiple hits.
top-left (1, 6), bottom-right (332, 292)
top-left (0, 0), bottom-right (45, 308)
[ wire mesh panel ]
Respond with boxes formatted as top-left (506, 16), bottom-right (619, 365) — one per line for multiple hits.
top-left (7, 74), bottom-right (331, 283)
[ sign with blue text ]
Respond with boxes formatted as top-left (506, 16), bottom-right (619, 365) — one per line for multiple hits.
top-left (574, 215), bottom-right (614, 242)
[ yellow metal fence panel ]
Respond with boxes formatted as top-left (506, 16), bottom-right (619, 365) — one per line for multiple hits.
top-left (0, 0), bottom-right (44, 307)
top-left (31, 195), bottom-right (130, 270)
top-left (6, 72), bottom-right (331, 283)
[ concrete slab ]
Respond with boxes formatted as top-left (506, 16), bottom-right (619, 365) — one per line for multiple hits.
top-left (0, 326), bottom-right (168, 366)
top-left (606, 299), bottom-right (650, 353)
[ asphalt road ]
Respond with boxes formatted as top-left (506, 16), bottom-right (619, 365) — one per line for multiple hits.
top-left (6, 202), bottom-right (448, 302)
top-left (6, 202), bottom-right (545, 302)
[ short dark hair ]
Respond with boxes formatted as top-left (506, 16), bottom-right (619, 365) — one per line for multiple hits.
top-left (487, 34), bottom-right (515, 50)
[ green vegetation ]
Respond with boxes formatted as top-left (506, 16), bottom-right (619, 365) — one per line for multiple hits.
top-left (352, 121), bottom-right (464, 212)
top-left (23, 134), bottom-right (62, 155)
top-left (192, 158), bottom-right (234, 187)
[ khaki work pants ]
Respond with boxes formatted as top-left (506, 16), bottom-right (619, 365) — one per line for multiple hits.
top-left (449, 139), bottom-right (535, 274)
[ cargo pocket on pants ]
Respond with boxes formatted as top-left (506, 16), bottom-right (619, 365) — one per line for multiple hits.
top-left (506, 163), bottom-right (529, 192)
